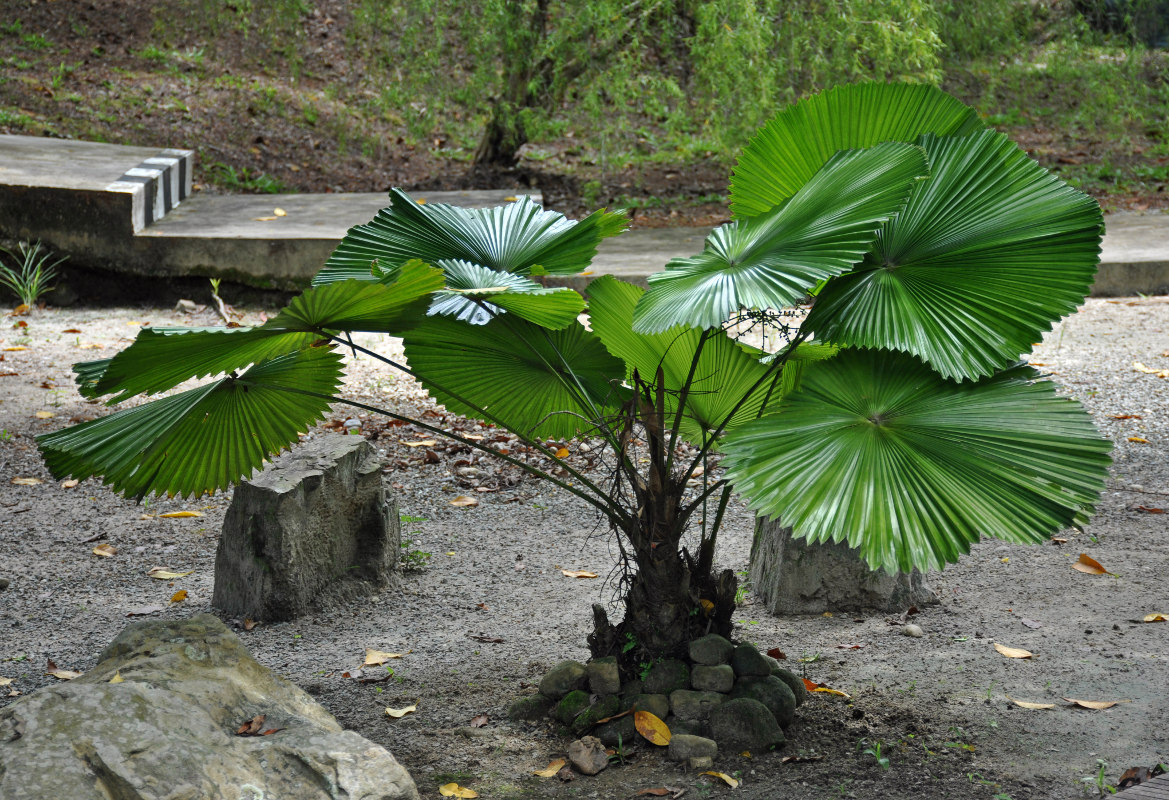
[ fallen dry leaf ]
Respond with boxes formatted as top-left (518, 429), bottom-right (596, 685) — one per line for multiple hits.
top-left (561, 569), bottom-right (599, 579)
top-left (702, 771), bottom-right (739, 788)
top-left (2, 346), bottom-right (28, 351)
top-left (363, 649), bottom-right (405, 666)
top-left (169, 590), bottom-right (188, 604)
top-left (274, 208), bottom-right (287, 217)
top-left (1136, 506), bottom-right (1165, 514)
top-left (1071, 553), bottom-right (1111, 575)
top-left (767, 647), bottom-right (787, 660)
top-left (438, 784), bottom-right (478, 799)
top-left (1110, 414), bottom-right (1143, 419)
top-left (469, 713), bottom-right (488, 728)
top-left (45, 659), bottom-right (82, 680)
top-left (253, 215), bottom-right (279, 221)
top-left (1128, 436), bottom-right (1150, 443)
top-left (801, 678), bottom-right (851, 697)
top-left (10, 477), bottom-right (42, 486)
top-left (993, 642), bottom-right (1034, 659)
top-left (1143, 613), bottom-right (1168, 622)
top-left (78, 342), bottom-right (103, 349)
top-left (1007, 696), bottom-right (1055, 710)
top-left (1064, 698), bottom-right (1119, 710)
top-left (1133, 361), bottom-right (1169, 378)
top-left (237, 715), bottom-right (265, 735)
top-left (34, 410), bottom-right (54, 419)
top-left (402, 439), bottom-right (437, 447)
top-left (11, 304), bottom-right (29, 315)
top-left (158, 511), bottom-right (202, 518)
top-left (92, 543), bottom-right (117, 558)
top-left (554, 447), bottom-right (570, 458)
top-left (634, 710), bottom-right (672, 746)
top-left (146, 567), bottom-right (193, 580)
top-left (0, 677), bottom-right (12, 686)
top-left (533, 758), bottom-right (566, 777)
top-left (469, 634), bottom-right (504, 643)
top-left (385, 704), bottom-right (417, 718)
top-left (61, 328), bottom-right (81, 333)
top-left (1050, 536), bottom-right (1068, 544)
top-left (243, 618), bottom-right (256, 631)
top-left (109, 672), bottom-right (124, 684)
top-left (450, 495), bottom-right (479, 507)
top-left (60, 479), bottom-right (79, 488)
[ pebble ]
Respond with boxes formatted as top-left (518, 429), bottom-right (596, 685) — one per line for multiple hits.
top-left (902, 623), bottom-right (924, 638)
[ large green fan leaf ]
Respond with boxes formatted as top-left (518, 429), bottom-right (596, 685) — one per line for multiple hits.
top-left (805, 131), bottom-right (1103, 381)
top-left (590, 275), bottom-right (808, 444)
top-left (38, 347), bottom-right (344, 500)
top-left (313, 189), bottom-right (627, 285)
top-left (90, 268), bottom-right (442, 403)
top-left (428, 259), bottom-right (585, 329)
top-left (400, 314), bottom-right (624, 440)
top-left (722, 349), bottom-right (1112, 573)
top-left (731, 82), bottom-right (982, 218)
top-left (633, 142), bottom-right (928, 333)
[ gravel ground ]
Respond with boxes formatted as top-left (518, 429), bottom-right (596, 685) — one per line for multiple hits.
top-left (1, 295), bottom-right (1167, 800)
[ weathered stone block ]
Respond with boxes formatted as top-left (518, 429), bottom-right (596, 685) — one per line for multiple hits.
top-left (213, 434), bottom-right (399, 621)
top-left (0, 615), bottom-right (418, 800)
top-left (750, 515), bottom-right (938, 614)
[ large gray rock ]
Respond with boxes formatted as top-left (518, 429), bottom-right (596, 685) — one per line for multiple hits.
top-left (0, 615), bottom-right (418, 800)
top-left (539, 660), bottom-right (588, 699)
top-left (750, 515), bottom-right (938, 613)
top-left (213, 434), bottom-right (400, 621)
top-left (729, 675), bottom-right (797, 728)
top-left (709, 698), bottom-right (785, 752)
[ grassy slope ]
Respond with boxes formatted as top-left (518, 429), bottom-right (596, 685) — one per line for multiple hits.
top-left (1, 0), bottom-right (1167, 221)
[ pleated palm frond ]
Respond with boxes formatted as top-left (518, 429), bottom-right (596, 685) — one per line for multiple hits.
top-left (730, 82), bottom-right (982, 219)
top-left (400, 314), bottom-right (624, 440)
top-left (805, 131), bottom-right (1103, 381)
top-left (632, 142), bottom-right (928, 334)
top-left (88, 268), bottom-right (442, 403)
top-left (590, 275), bottom-right (822, 444)
top-left (721, 349), bottom-right (1112, 573)
top-left (426, 259), bottom-right (585, 329)
top-left (312, 189), bottom-right (627, 285)
top-left (38, 347), bottom-right (344, 500)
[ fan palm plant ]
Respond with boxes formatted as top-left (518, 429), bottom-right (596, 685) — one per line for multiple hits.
top-left (37, 83), bottom-right (1111, 670)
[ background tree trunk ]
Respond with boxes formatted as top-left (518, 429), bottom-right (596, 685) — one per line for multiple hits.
top-left (749, 515), bottom-right (939, 614)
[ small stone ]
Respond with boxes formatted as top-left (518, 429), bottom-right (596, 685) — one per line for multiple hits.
top-left (174, 299), bottom-right (198, 312)
top-left (772, 668), bottom-right (807, 709)
top-left (729, 675), bottom-right (796, 728)
top-left (506, 694), bottom-right (553, 722)
top-left (629, 693), bottom-right (670, 721)
top-left (689, 633), bottom-right (734, 665)
top-left (670, 689), bottom-right (725, 721)
top-left (730, 643), bottom-right (772, 677)
top-left (587, 656), bottom-right (621, 696)
top-left (691, 664), bottom-right (734, 693)
top-left (553, 690), bottom-right (591, 725)
top-left (709, 698), bottom-right (785, 752)
top-left (643, 659), bottom-right (690, 694)
top-left (540, 660), bottom-right (588, 699)
top-left (688, 756), bottom-right (714, 770)
top-left (667, 734), bottom-right (718, 762)
top-left (571, 694), bottom-right (621, 735)
top-left (595, 715), bottom-right (637, 748)
top-left (0, 577), bottom-right (9, 591)
top-left (567, 735), bottom-right (609, 776)
top-left (902, 623), bottom-right (924, 638)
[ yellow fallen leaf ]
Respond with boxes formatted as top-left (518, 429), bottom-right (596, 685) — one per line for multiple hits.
top-left (555, 447), bottom-right (570, 458)
top-left (10, 477), bottom-right (42, 486)
top-left (92, 543), bottom-right (117, 558)
top-left (11, 304), bottom-right (29, 315)
top-left (401, 440), bottom-right (437, 447)
top-left (993, 642), bottom-right (1034, 659)
top-left (1071, 553), bottom-right (1110, 575)
top-left (170, 590), bottom-right (188, 604)
top-left (532, 758), bottom-right (566, 777)
top-left (2, 346), bottom-right (28, 351)
top-left (34, 410), bottom-right (54, 419)
top-left (1143, 613), bottom-right (1168, 622)
top-left (740, 751), bottom-right (752, 758)
top-left (438, 784), bottom-right (478, 798)
top-left (450, 496), bottom-right (479, 507)
top-left (1128, 436), bottom-right (1150, 443)
top-left (158, 511), bottom-right (203, 518)
top-left (274, 208), bottom-right (287, 217)
top-left (416, 198), bottom-right (427, 205)
top-left (61, 479), bottom-right (79, 488)
top-left (446, 551), bottom-right (456, 556)
top-left (699, 598), bottom-right (714, 614)
top-left (147, 567), bottom-right (193, 580)
top-left (634, 710), bottom-right (671, 746)
top-left (1064, 698), bottom-right (1118, 710)
top-left (1007, 696), bottom-right (1054, 710)
top-left (363, 649), bottom-right (404, 666)
top-left (254, 216), bottom-right (279, 221)
top-left (504, 196), bottom-right (518, 202)
top-left (1133, 361), bottom-right (1169, 378)
top-left (702, 771), bottom-right (739, 788)
top-left (386, 704), bottom-right (417, 718)
top-left (561, 569), bottom-right (598, 579)
top-left (109, 672), bottom-right (124, 684)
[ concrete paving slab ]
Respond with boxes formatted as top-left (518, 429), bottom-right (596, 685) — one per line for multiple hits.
top-left (0, 134), bottom-right (165, 190)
